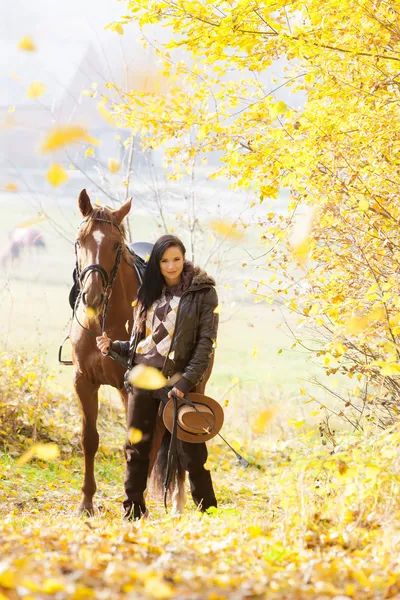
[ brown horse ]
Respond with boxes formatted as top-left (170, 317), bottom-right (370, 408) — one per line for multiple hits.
top-left (71, 189), bottom-right (212, 515)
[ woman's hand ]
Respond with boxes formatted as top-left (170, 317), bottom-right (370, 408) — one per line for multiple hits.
top-left (96, 332), bottom-right (112, 356)
top-left (168, 387), bottom-right (185, 400)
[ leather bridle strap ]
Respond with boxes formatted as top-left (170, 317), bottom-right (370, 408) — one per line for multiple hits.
top-left (73, 217), bottom-right (123, 336)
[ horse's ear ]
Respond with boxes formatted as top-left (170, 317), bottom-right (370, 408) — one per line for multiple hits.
top-left (114, 198), bottom-right (132, 224)
top-left (78, 189), bottom-right (93, 217)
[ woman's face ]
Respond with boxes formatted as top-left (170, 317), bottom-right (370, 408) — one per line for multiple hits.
top-left (160, 245), bottom-right (185, 286)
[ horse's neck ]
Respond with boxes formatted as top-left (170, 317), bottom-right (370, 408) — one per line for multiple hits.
top-left (106, 255), bottom-right (138, 332)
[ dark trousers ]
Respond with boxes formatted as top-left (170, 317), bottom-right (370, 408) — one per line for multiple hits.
top-left (123, 387), bottom-right (217, 511)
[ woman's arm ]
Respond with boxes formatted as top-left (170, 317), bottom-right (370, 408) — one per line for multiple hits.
top-left (108, 340), bottom-right (130, 362)
top-left (174, 287), bottom-right (219, 394)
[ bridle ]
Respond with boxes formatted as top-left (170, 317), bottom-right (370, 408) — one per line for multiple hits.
top-left (73, 217), bottom-right (124, 336)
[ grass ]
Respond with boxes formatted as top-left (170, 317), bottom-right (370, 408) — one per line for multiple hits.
top-left (2, 422), bottom-right (400, 599)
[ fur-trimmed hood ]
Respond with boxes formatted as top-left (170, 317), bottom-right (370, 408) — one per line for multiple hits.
top-left (186, 262), bottom-right (216, 288)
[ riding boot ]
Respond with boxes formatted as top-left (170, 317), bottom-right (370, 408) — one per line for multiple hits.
top-left (123, 388), bottom-right (159, 519)
top-left (179, 441), bottom-right (217, 511)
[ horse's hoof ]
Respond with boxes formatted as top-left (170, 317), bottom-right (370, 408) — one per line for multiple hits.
top-left (78, 502), bottom-right (95, 517)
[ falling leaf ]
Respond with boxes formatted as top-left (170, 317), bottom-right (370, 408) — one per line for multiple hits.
top-left (108, 158), bottom-right (121, 173)
top-left (128, 364), bottom-right (167, 390)
top-left (224, 399), bottom-right (229, 407)
top-left (18, 36), bottom-right (36, 51)
top-left (41, 126), bottom-right (99, 153)
top-left (209, 219), bottom-right (244, 240)
top-left (4, 182), bottom-right (17, 192)
top-left (252, 345), bottom-right (258, 359)
top-left (251, 408), bottom-right (279, 434)
top-left (144, 253), bottom-right (150, 262)
top-left (17, 443), bottom-right (59, 466)
top-left (131, 300), bottom-right (138, 307)
top-left (46, 163), bottom-right (68, 187)
top-left (85, 147), bottom-right (94, 158)
top-left (231, 377), bottom-right (240, 385)
top-left (26, 81), bottom-right (45, 99)
top-left (17, 215), bottom-right (46, 228)
top-left (144, 576), bottom-right (173, 599)
top-left (97, 101), bottom-right (116, 125)
top-left (8, 106), bottom-right (15, 113)
top-left (128, 428), bottom-right (143, 444)
top-left (292, 238), bottom-right (310, 265)
top-left (213, 305), bottom-right (221, 314)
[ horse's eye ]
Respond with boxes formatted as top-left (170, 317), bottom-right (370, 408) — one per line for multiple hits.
top-left (113, 242), bottom-right (119, 250)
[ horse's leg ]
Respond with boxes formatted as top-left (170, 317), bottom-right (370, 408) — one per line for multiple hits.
top-left (74, 371), bottom-right (100, 515)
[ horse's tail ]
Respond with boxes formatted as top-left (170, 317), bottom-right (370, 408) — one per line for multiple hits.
top-left (150, 429), bottom-right (186, 512)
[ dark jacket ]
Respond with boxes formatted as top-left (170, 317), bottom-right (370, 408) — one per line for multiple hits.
top-left (108, 266), bottom-right (219, 394)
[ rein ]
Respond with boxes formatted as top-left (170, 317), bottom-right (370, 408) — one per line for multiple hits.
top-left (73, 218), bottom-right (124, 337)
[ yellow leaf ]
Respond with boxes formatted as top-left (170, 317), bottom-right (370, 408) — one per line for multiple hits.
top-left (8, 106), bottom-right (15, 113)
top-left (85, 147), bottom-right (94, 158)
top-left (213, 305), bottom-right (221, 314)
top-left (292, 238), bottom-right (310, 265)
top-left (131, 300), bottom-right (138, 307)
top-left (17, 443), bottom-right (59, 466)
top-left (128, 364), bottom-right (167, 390)
top-left (346, 315), bottom-right (368, 334)
top-left (108, 158), bottom-right (120, 173)
top-left (209, 219), bottom-right (244, 241)
top-left (113, 23), bottom-right (124, 35)
top-left (41, 126), bottom-right (99, 153)
top-left (252, 344), bottom-right (258, 359)
top-left (18, 36), bottom-right (36, 51)
top-left (128, 428), bottom-right (143, 444)
top-left (248, 525), bottom-right (263, 538)
top-left (42, 579), bottom-right (65, 594)
top-left (4, 182), bottom-right (17, 192)
top-left (231, 377), bottom-right (240, 385)
top-left (34, 443), bottom-right (60, 461)
top-left (46, 163), bottom-right (68, 187)
top-left (358, 198), bottom-right (369, 211)
top-left (97, 101), bottom-right (116, 125)
top-left (144, 576), bottom-right (173, 599)
top-left (0, 570), bottom-right (15, 588)
top-left (252, 407), bottom-right (279, 434)
top-left (144, 253), bottom-right (150, 262)
top-left (375, 362), bottom-right (400, 376)
top-left (26, 81), bottom-right (45, 99)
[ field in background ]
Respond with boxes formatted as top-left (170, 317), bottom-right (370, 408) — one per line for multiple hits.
top-left (0, 187), bottom-right (336, 427)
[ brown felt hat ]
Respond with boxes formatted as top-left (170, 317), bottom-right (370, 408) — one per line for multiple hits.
top-left (162, 392), bottom-right (224, 443)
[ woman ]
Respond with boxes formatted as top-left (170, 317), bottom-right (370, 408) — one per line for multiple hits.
top-left (96, 234), bottom-right (219, 520)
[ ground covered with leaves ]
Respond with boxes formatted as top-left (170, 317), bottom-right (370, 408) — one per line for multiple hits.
top-left (2, 353), bottom-right (400, 599)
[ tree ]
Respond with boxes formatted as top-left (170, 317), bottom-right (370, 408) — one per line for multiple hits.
top-left (107, 0), bottom-right (400, 425)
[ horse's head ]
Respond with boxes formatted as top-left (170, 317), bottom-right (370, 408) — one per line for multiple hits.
top-left (76, 189), bottom-right (132, 311)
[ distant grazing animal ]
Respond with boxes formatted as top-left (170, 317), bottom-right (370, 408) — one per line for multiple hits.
top-left (0, 226), bottom-right (46, 268)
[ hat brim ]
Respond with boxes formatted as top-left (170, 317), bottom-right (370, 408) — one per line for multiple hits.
top-left (162, 392), bottom-right (224, 443)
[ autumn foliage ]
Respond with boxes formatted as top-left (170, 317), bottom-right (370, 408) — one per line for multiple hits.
top-left (103, 0), bottom-right (400, 424)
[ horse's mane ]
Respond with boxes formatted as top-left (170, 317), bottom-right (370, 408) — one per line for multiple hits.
top-left (80, 206), bottom-right (127, 241)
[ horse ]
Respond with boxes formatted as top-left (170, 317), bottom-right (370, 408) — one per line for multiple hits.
top-left (1, 225), bottom-right (46, 269)
top-left (71, 189), bottom-right (212, 516)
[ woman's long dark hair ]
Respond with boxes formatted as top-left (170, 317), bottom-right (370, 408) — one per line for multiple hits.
top-left (135, 234), bottom-right (186, 327)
